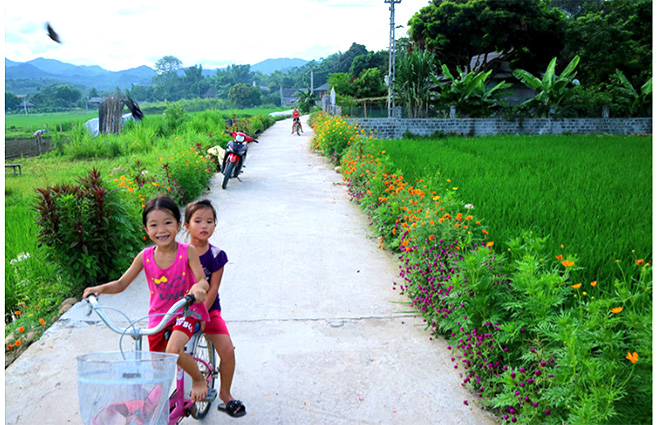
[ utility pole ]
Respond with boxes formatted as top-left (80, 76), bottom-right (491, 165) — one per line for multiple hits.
top-left (385, 0), bottom-right (401, 118)
top-left (310, 68), bottom-right (314, 93)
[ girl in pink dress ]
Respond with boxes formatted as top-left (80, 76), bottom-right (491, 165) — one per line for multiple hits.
top-left (83, 196), bottom-right (210, 402)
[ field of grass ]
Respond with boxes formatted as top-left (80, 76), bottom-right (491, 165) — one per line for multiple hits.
top-left (372, 134), bottom-right (652, 285)
top-left (5, 110), bottom-right (98, 139)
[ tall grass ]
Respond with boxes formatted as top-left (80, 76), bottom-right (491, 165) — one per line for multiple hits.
top-left (5, 110), bottom-right (98, 139)
top-left (372, 134), bottom-right (652, 287)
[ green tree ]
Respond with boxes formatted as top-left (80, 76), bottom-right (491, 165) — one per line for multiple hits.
top-left (336, 43), bottom-right (369, 73)
top-left (349, 51), bottom-right (388, 78)
top-left (513, 55), bottom-right (580, 117)
top-left (327, 73), bottom-right (353, 96)
top-left (353, 68), bottom-right (387, 99)
top-left (409, 0), bottom-right (565, 73)
top-left (228, 83), bottom-right (261, 108)
top-left (560, 0), bottom-right (651, 87)
top-left (5, 92), bottom-right (20, 112)
top-left (181, 65), bottom-right (210, 98)
top-left (154, 55), bottom-right (183, 75)
top-left (295, 89), bottom-right (318, 113)
top-left (54, 85), bottom-right (82, 107)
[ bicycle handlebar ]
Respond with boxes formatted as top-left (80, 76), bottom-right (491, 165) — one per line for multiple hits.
top-left (86, 294), bottom-right (196, 338)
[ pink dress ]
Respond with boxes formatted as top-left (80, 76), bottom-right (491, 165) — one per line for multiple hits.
top-left (142, 242), bottom-right (210, 328)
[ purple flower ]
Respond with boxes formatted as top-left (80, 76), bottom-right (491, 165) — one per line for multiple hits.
top-left (463, 400), bottom-right (468, 406)
top-left (534, 370), bottom-right (541, 376)
top-left (533, 402), bottom-right (538, 408)
top-left (520, 367), bottom-right (525, 372)
top-left (511, 417), bottom-right (517, 423)
top-left (540, 361), bottom-right (547, 367)
top-left (511, 372), bottom-right (516, 378)
top-left (545, 409), bottom-right (551, 416)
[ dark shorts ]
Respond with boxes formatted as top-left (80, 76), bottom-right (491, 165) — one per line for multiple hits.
top-left (293, 117), bottom-right (300, 122)
top-left (148, 315), bottom-right (199, 352)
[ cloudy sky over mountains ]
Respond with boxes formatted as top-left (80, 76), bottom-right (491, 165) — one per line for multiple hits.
top-left (5, 0), bottom-right (429, 71)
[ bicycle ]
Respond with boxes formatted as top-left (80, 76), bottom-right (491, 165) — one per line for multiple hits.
top-left (81, 294), bottom-right (218, 425)
top-left (293, 118), bottom-right (302, 136)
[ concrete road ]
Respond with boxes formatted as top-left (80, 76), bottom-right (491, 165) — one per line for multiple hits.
top-left (5, 116), bottom-right (498, 425)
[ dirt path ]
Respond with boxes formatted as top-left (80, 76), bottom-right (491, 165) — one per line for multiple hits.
top-left (5, 116), bottom-right (498, 425)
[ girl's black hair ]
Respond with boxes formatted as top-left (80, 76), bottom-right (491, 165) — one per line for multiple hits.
top-left (184, 199), bottom-right (217, 224)
top-left (142, 196), bottom-right (181, 226)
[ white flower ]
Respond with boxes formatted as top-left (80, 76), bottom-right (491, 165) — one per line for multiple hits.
top-left (464, 203), bottom-right (474, 210)
top-left (11, 252), bottom-right (30, 265)
top-left (141, 170), bottom-right (149, 175)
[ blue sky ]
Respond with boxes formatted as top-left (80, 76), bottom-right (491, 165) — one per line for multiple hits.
top-left (4, 0), bottom-right (431, 71)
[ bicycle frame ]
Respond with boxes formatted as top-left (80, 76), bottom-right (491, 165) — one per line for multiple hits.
top-left (86, 295), bottom-right (217, 424)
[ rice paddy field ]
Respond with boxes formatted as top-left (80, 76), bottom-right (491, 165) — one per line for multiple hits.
top-left (372, 134), bottom-right (652, 286)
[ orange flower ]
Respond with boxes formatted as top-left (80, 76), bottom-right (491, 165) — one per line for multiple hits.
top-left (14, 311), bottom-right (21, 316)
top-left (465, 215), bottom-right (473, 221)
top-left (556, 255), bottom-right (564, 260)
top-left (590, 281), bottom-right (597, 287)
top-left (571, 283), bottom-right (582, 289)
top-left (482, 229), bottom-right (489, 234)
top-left (611, 307), bottom-right (623, 314)
top-left (635, 259), bottom-right (644, 265)
top-left (486, 241), bottom-right (494, 247)
top-left (401, 239), bottom-right (408, 247)
top-left (39, 318), bottom-right (45, 325)
top-left (392, 228), bottom-right (396, 235)
top-left (7, 344), bottom-right (13, 351)
top-left (15, 340), bottom-right (21, 347)
top-left (429, 235), bottom-right (436, 241)
top-left (562, 260), bottom-right (575, 267)
top-left (625, 352), bottom-right (639, 364)
top-left (476, 221), bottom-right (481, 225)
top-left (18, 327), bottom-right (24, 333)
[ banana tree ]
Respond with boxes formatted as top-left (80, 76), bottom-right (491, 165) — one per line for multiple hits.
top-left (612, 69), bottom-right (652, 117)
top-left (396, 48), bottom-right (437, 118)
top-left (295, 89), bottom-right (318, 113)
top-left (513, 55), bottom-right (580, 117)
top-left (435, 65), bottom-right (512, 117)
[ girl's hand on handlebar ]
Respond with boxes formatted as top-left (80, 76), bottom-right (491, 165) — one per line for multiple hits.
top-left (190, 286), bottom-right (207, 304)
top-left (83, 286), bottom-right (101, 299)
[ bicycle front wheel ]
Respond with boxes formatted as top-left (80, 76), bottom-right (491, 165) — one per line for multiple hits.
top-left (190, 334), bottom-right (217, 419)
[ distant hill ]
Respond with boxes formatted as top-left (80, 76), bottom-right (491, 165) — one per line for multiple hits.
top-left (5, 57), bottom-right (310, 94)
top-left (251, 58), bottom-right (310, 74)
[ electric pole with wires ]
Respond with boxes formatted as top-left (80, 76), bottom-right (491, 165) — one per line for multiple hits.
top-left (385, 0), bottom-right (401, 118)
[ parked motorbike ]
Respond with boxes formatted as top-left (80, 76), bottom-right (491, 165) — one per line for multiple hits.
top-left (220, 129), bottom-right (260, 189)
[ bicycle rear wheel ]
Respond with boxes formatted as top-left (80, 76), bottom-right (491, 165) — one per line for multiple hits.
top-left (190, 334), bottom-right (217, 419)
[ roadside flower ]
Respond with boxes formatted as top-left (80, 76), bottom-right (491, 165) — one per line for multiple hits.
top-left (15, 340), bottom-right (21, 347)
top-left (7, 344), bottom-right (13, 351)
top-left (562, 260), bottom-right (575, 267)
top-left (464, 203), bottom-right (474, 209)
top-left (39, 318), bottom-right (46, 325)
top-left (14, 311), bottom-right (21, 316)
top-left (625, 352), bottom-right (639, 364)
top-left (556, 255), bottom-right (564, 260)
top-left (635, 259), bottom-right (644, 265)
top-left (571, 283), bottom-right (582, 289)
top-left (18, 327), bottom-right (24, 333)
top-left (611, 307), bottom-right (623, 314)
top-left (486, 241), bottom-right (494, 247)
top-left (590, 281), bottom-right (597, 287)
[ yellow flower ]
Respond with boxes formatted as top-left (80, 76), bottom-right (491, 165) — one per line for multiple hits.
top-left (590, 281), bottom-right (597, 287)
top-left (571, 283), bottom-right (582, 289)
top-left (486, 241), bottom-right (494, 247)
top-left (625, 352), bottom-right (638, 364)
top-left (562, 260), bottom-right (575, 267)
top-left (611, 307), bottom-right (623, 314)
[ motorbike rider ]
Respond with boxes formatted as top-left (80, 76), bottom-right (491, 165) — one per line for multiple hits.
top-left (291, 106), bottom-right (303, 134)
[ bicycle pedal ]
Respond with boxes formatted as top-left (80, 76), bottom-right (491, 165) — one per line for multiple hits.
top-left (203, 389), bottom-right (218, 402)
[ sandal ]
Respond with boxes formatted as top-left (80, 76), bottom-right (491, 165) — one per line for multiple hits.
top-left (218, 399), bottom-right (247, 418)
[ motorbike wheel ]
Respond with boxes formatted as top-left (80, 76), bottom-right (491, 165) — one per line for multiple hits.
top-left (222, 162), bottom-right (235, 189)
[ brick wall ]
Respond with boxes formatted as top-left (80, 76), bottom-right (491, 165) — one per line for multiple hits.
top-left (349, 117), bottom-right (652, 139)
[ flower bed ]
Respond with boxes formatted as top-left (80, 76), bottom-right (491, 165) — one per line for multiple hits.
top-left (310, 112), bottom-right (652, 425)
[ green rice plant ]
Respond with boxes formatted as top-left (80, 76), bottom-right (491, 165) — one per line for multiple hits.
top-left (371, 134), bottom-right (652, 288)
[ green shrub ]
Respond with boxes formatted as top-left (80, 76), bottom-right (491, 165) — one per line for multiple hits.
top-left (34, 168), bottom-right (142, 294)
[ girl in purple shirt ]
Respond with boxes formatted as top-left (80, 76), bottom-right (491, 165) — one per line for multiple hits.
top-left (185, 199), bottom-right (246, 418)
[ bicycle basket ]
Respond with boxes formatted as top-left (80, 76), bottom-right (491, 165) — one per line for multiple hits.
top-left (77, 351), bottom-right (178, 425)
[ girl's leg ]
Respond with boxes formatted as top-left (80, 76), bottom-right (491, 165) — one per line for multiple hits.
top-left (206, 333), bottom-right (236, 404)
top-left (166, 330), bottom-right (208, 402)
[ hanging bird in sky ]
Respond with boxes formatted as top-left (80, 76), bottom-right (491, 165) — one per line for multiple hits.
top-left (46, 22), bottom-right (61, 43)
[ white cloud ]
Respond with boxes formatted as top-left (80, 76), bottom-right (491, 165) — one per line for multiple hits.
top-left (4, 0), bottom-right (430, 71)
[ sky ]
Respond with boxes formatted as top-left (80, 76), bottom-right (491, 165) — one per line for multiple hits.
top-left (4, 0), bottom-right (431, 72)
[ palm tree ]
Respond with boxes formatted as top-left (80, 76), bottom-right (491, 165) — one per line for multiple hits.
top-left (295, 89), bottom-right (318, 113)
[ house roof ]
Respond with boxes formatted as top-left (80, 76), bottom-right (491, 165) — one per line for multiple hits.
top-left (314, 82), bottom-right (329, 92)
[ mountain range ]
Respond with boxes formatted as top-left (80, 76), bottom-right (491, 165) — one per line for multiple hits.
top-left (5, 57), bottom-right (310, 94)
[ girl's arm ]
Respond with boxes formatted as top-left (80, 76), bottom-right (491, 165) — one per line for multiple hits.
top-left (205, 267), bottom-right (224, 311)
top-left (187, 245), bottom-right (209, 303)
top-left (82, 252), bottom-right (144, 298)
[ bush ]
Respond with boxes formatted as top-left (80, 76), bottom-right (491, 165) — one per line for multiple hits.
top-left (34, 168), bottom-right (142, 294)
